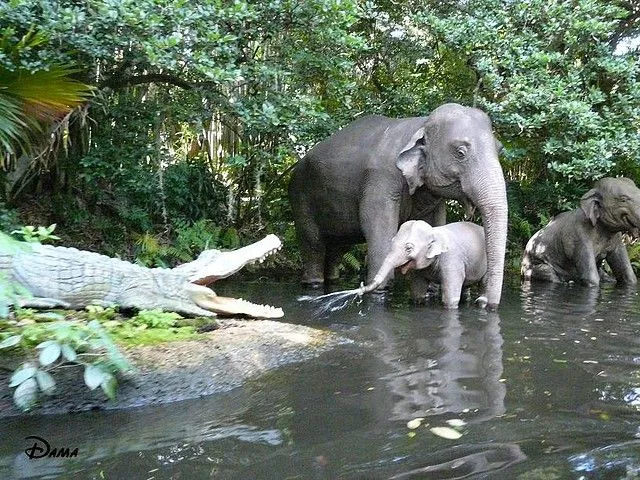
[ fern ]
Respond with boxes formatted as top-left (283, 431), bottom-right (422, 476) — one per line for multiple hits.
top-left (340, 252), bottom-right (362, 273)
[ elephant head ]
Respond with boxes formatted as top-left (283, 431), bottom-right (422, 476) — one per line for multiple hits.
top-left (395, 103), bottom-right (507, 308)
top-left (580, 177), bottom-right (640, 235)
top-left (360, 221), bottom-right (448, 294)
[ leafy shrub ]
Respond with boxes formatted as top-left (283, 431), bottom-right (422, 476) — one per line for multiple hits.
top-left (0, 315), bottom-right (133, 411)
top-left (11, 223), bottom-right (60, 243)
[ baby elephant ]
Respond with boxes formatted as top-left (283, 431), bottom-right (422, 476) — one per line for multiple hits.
top-left (521, 177), bottom-right (640, 286)
top-left (359, 220), bottom-right (487, 308)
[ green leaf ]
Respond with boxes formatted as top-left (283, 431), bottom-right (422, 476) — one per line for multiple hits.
top-left (87, 320), bottom-right (133, 373)
top-left (100, 373), bottom-right (117, 400)
top-left (84, 364), bottom-right (106, 390)
top-left (61, 343), bottom-right (77, 362)
top-left (36, 340), bottom-right (58, 349)
top-left (35, 370), bottom-right (56, 395)
top-left (38, 342), bottom-right (61, 366)
top-left (0, 334), bottom-right (21, 349)
top-left (9, 365), bottom-right (37, 387)
top-left (13, 377), bottom-right (38, 411)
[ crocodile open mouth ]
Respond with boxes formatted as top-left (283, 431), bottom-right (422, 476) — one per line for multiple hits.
top-left (186, 234), bottom-right (285, 318)
top-left (195, 293), bottom-right (284, 319)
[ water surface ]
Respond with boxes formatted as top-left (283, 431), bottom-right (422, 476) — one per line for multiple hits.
top-left (2, 277), bottom-right (640, 479)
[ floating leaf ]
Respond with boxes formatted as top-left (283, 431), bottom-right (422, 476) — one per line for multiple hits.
top-left (38, 342), bottom-right (61, 366)
top-left (14, 377), bottom-right (38, 410)
top-left (9, 365), bottom-right (37, 387)
top-left (407, 418), bottom-right (424, 430)
top-left (446, 419), bottom-right (466, 427)
top-left (430, 427), bottom-right (463, 440)
top-left (35, 370), bottom-right (56, 395)
top-left (0, 335), bottom-right (21, 349)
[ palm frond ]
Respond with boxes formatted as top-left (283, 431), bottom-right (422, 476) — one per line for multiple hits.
top-left (1, 66), bottom-right (93, 120)
top-left (0, 66), bottom-right (93, 162)
top-left (0, 92), bottom-right (33, 156)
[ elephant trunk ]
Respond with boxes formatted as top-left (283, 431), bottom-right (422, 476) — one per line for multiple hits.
top-left (358, 252), bottom-right (404, 295)
top-left (469, 171), bottom-right (508, 309)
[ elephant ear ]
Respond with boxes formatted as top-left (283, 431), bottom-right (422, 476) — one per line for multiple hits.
top-left (580, 188), bottom-right (601, 226)
top-left (426, 228), bottom-right (450, 259)
top-left (396, 127), bottom-right (426, 195)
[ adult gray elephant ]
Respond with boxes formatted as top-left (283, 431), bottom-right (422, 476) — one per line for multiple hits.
top-left (521, 177), bottom-right (640, 286)
top-left (288, 103), bottom-right (507, 308)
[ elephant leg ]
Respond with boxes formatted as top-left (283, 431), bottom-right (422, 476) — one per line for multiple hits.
top-left (409, 272), bottom-right (439, 303)
top-left (325, 243), bottom-right (350, 283)
top-left (291, 200), bottom-right (326, 286)
top-left (598, 264), bottom-right (616, 283)
top-left (574, 244), bottom-right (601, 286)
top-left (440, 263), bottom-right (465, 309)
top-left (606, 243), bottom-right (637, 285)
top-left (360, 190), bottom-right (401, 287)
top-left (426, 198), bottom-right (447, 227)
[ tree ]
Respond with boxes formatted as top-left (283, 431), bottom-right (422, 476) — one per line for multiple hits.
top-left (418, 0), bottom-right (640, 185)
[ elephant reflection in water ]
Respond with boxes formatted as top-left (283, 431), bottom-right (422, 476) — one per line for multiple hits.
top-left (366, 308), bottom-right (526, 476)
top-left (373, 308), bottom-right (506, 423)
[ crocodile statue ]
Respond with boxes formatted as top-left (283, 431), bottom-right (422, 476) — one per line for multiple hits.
top-left (0, 234), bottom-right (284, 319)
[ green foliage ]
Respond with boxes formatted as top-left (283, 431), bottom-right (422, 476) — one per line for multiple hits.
top-left (627, 240), bottom-right (640, 271)
top-left (1, 0), bottom-right (639, 276)
top-left (0, 304), bottom-right (206, 410)
top-left (421, 0), bottom-right (640, 183)
top-left (132, 219), bottom-right (241, 267)
top-left (11, 223), bottom-right (59, 243)
top-left (0, 314), bottom-right (133, 411)
top-left (89, 308), bottom-right (200, 346)
top-left (130, 309), bottom-right (182, 329)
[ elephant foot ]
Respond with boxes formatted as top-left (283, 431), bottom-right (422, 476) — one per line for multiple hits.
top-left (474, 295), bottom-right (488, 309)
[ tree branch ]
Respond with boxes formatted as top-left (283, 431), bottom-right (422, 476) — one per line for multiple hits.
top-left (99, 73), bottom-right (194, 90)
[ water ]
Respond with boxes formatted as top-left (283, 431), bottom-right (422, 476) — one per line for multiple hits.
top-left (298, 289), bottom-right (362, 318)
top-left (3, 277), bottom-right (640, 479)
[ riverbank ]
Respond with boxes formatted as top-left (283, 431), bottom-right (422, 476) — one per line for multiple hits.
top-left (0, 318), bottom-right (350, 417)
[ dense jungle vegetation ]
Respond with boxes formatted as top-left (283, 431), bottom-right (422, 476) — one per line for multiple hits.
top-left (1, 0), bottom-right (640, 275)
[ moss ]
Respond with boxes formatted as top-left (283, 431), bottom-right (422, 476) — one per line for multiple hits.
top-left (112, 326), bottom-right (200, 346)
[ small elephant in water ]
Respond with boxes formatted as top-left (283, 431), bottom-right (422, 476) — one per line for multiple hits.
top-left (521, 177), bottom-right (640, 286)
top-left (359, 220), bottom-right (487, 308)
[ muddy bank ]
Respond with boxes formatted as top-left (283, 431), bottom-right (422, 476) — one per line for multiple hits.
top-left (0, 319), bottom-right (351, 417)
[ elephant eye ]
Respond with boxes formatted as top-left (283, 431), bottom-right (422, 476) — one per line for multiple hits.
top-left (454, 145), bottom-right (468, 159)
